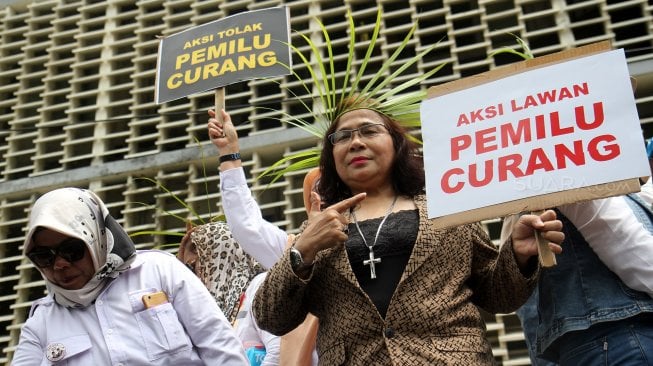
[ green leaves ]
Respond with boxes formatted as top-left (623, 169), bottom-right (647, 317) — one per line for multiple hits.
top-left (131, 177), bottom-right (205, 225)
top-left (488, 34), bottom-right (534, 61)
top-left (128, 138), bottom-right (225, 247)
top-left (257, 8), bottom-right (446, 182)
top-left (257, 148), bottom-right (321, 185)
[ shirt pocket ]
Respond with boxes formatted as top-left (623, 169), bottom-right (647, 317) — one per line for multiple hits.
top-left (129, 289), bottom-right (191, 361)
top-left (40, 334), bottom-right (92, 365)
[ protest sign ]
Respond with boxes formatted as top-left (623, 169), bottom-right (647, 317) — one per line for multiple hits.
top-left (155, 7), bottom-right (291, 104)
top-left (421, 42), bottom-right (648, 229)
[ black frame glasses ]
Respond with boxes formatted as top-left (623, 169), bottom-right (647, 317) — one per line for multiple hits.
top-left (27, 238), bottom-right (87, 268)
top-left (327, 123), bottom-right (389, 145)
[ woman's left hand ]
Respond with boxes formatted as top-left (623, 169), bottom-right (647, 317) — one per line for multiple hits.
top-left (511, 210), bottom-right (564, 268)
top-left (208, 109), bottom-right (239, 153)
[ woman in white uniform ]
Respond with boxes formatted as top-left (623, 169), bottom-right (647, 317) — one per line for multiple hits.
top-left (12, 187), bottom-right (247, 365)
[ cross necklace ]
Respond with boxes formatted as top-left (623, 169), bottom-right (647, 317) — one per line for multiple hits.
top-left (351, 195), bottom-right (398, 279)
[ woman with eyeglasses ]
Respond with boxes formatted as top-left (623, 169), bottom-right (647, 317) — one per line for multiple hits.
top-left (250, 98), bottom-right (565, 365)
top-left (12, 187), bottom-right (248, 365)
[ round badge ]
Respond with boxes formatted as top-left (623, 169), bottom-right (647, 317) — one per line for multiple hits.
top-left (46, 342), bottom-right (66, 362)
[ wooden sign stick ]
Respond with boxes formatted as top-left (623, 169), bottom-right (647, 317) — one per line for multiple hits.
top-left (215, 87), bottom-right (225, 134)
top-left (532, 209), bottom-right (557, 267)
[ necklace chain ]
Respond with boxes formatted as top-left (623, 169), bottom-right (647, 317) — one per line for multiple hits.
top-left (351, 195), bottom-right (398, 279)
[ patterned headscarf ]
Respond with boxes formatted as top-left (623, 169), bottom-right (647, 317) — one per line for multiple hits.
top-left (190, 222), bottom-right (264, 324)
top-left (23, 187), bottom-right (136, 308)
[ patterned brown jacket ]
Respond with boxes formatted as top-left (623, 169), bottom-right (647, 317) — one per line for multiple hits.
top-left (254, 194), bottom-right (538, 365)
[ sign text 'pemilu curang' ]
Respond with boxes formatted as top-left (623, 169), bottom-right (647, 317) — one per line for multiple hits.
top-left (442, 98), bottom-right (616, 193)
top-left (420, 48), bottom-right (649, 221)
top-left (155, 7), bottom-right (291, 104)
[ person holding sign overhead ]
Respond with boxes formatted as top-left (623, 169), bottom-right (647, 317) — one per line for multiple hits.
top-left (12, 188), bottom-right (247, 365)
top-left (251, 97), bottom-right (564, 365)
top-left (208, 108), bottom-right (319, 366)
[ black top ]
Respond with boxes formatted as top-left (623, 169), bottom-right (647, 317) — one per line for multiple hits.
top-left (346, 209), bottom-right (418, 318)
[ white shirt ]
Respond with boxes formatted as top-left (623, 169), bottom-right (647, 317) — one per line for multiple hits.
top-left (235, 273), bottom-right (280, 366)
top-left (638, 179), bottom-right (653, 206)
top-left (220, 167), bottom-right (289, 269)
top-left (558, 195), bottom-right (653, 297)
top-left (220, 167), bottom-right (319, 366)
top-left (12, 250), bottom-right (248, 366)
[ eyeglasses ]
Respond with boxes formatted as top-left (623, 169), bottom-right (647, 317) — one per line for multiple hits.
top-left (328, 123), bottom-right (389, 145)
top-left (27, 238), bottom-right (87, 268)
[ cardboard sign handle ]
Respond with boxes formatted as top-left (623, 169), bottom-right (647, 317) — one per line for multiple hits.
top-left (532, 210), bottom-right (557, 267)
top-left (215, 88), bottom-right (225, 124)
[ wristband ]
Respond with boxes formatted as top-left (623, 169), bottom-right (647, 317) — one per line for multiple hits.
top-left (219, 153), bottom-right (241, 163)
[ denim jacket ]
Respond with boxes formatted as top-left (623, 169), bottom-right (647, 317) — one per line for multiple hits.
top-left (624, 193), bottom-right (653, 232)
top-left (529, 196), bottom-right (653, 361)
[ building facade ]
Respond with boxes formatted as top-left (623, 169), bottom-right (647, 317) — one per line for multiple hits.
top-left (1, 0), bottom-right (652, 364)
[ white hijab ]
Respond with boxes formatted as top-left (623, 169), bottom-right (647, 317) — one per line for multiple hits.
top-left (23, 188), bottom-right (136, 308)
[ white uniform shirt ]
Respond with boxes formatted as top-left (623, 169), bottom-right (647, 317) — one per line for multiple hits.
top-left (220, 167), bottom-right (319, 366)
top-left (12, 250), bottom-right (248, 365)
top-left (220, 167), bottom-right (288, 269)
top-left (235, 273), bottom-right (280, 366)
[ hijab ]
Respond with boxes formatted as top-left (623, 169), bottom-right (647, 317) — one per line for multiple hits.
top-left (23, 187), bottom-right (136, 308)
top-left (190, 221), bottom-right (264, 324)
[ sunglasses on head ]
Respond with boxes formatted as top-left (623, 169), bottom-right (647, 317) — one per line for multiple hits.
top-left (27, 238), bottom-right (87, 268)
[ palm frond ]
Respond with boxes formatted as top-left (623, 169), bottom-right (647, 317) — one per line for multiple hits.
top-left (296, 33), bottom-right (332, 114)
top-left (340, 13), bottom-right (357, 110)
top-left (256, 7), bottom-right (448, 183)
top-left (130, 230), bottom-right (186, 238)
top-left (488, 33), bottom-right (534, 61)
top-left (195, 135), bottom-right (213, 220)
top-left (357, 23), bottom-right (417, 98)
top-left (316, 19), bottom-right (337, 115)
top-left (129, 201), bottom-right (190, 226)
top-left (135, 177), bottom-right (205, 225)
top-left (345, 10), bottom-right (382, 106)
top-left (129, 137), bottom-right (227, 243)
top-left (210, 214), bottom-right (227, 222)
top-left (260, 67), bottom-right (331, 133)
top-left (257, 149), bottom-right (321, 184)
top-left (256, 106), bottom-right (325, 138)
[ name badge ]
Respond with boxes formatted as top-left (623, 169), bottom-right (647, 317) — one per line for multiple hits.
top-left (46, 342), bottom-right (66, 362)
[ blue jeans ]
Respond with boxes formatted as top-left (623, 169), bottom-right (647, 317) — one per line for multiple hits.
top-left (556, 315), bottom-right (653, 366)
top-left (516, 297), bottom-right (558, 366)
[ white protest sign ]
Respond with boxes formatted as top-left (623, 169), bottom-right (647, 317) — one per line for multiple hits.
top-left (421, 48), bottom-right (649, 221)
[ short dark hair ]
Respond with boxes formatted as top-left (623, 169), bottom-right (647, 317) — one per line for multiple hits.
top-left (317, 109), bottom-right (425, 207)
